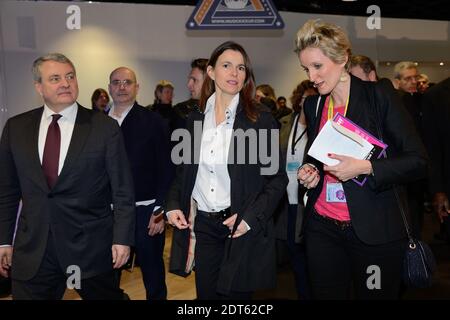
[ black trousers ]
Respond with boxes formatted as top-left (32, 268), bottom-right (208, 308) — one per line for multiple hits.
top-left (305, 210), bottom-right (406, 300)
top-left (193, 213), bottom-right (252, 300)
top-left (135, 204), bottom-right (166, 300)
top-left (286, 204), bottom-right (310, 299)
top-left (12, 233), bottom-right (125, 300)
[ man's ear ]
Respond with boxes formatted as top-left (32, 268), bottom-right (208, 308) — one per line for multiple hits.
top-left (368, 70), bottom-right (377, 82)
top-left (34, 82), bottom-right (43, 96)
top-left (393, 79), bottom-right (400, 90)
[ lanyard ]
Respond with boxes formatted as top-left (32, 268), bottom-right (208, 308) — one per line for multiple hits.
top-left (291, 113), bottom-right (307, 155)
top-left (327, 95), bottom-right (350, 120)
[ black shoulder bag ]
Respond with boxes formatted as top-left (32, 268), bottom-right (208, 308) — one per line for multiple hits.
top-left (369, 83), bottom-right (436, 288)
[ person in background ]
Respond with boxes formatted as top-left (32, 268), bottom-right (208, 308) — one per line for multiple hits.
top-left (295, 20), bottom-right (427, 299)
top-left (108, 67), bottom-right (172, 300)
top-left (174, 58), bottom-right (208, 120)
top-left (394, 61), bottom-right (427, 239)
top-left (275, 79), bottom-right (317, 299)
top-left (394, 61), bottom-right (419, 94)
top-left (422, 77), bottom-right (450, 244)
top-left (166, 41), bottom-right (287, 300)
top-left (91, 88), bottom-right (110, 114)
top-left (0, 53), bottom-right (135, 300)
top-left (149, 80), bottom-right (183, 137)
top-left (255, 84), bottom-right (276, 103)
top-left (277, 96), bottom-right (287, 109)
top-left (417, 74), bottom-right (430, 94)
top-left (349, 55), bottom-right (378, 82)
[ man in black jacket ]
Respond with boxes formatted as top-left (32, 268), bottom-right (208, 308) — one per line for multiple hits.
top-left (108, 67), bottom-right (173, 299)
top-left (0, 53), bottom-right (135, 300)
top-left (422, 77), bottom-right (450, 243)
top-left (173, 58), bottom-right (208, 121)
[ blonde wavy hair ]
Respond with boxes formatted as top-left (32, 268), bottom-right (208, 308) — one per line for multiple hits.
top-left (294, 19), bottom-right (352, 71)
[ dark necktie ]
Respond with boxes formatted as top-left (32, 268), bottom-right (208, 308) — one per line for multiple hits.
top-left (42, 114), bottom-right (62, 189)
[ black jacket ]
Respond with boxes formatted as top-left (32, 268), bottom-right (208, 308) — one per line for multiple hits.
top-left (422, 77), bottom-right (450, 197)
top-left (166, 100), bottom-right (288, 294)
top-left (302, 75), bottom-right (428, 245)
top-left (0, 105), bottom-right (135, 280)
top-left (119, 103), bottom-right (173, 207)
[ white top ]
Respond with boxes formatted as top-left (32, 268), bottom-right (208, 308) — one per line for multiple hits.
top-left (38, 103), bottom-right (78, 175)
top-left (192, 93), bottom-right (239, 212)
top-left (286, 114), bottom-right (307, 205)
top-left (108, 103), bottom-right (134, 126)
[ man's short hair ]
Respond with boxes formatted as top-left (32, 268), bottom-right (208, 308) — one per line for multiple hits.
top-left (350, 55), bottom-right (377, 76)
top-left (190, 58), bottom-right (208, 74)
top-left (32, 53), bottom-right (75, 82)
top-left (394, 61), bottom-right (417, 79)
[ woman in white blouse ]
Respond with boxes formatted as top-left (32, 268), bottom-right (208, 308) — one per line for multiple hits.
top-left (166, 41), bottom-right (287, 299)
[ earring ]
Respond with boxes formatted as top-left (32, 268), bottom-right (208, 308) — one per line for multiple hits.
top-left (340, 72), bottom-right (349, 82)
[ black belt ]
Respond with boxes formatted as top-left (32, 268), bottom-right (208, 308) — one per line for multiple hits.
top-left (313, 208), bottom-right (351, 230)
top-left (197, 208), bottom-right (231, 221)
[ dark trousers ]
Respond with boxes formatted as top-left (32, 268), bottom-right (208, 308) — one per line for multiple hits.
top-left (135, 204), bottom-right (167, 300)
top-left (194, 213), bottom-right (252, 300)
top-left (287, 204), bottom-right (310, 299)
top-left (305, 210), bottom-right (406, 300)
top-left (12, 233), bottom-right (124, 300)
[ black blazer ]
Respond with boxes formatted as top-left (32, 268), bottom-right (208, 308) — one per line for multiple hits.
top-left (303, 75), bottom-right (428, 245)
top-left (422, 77), bottom-right (450, 197)
top-left (120, 103), bottom-right (173, 206)
top-left (166, 101), bottom-right (288, 294)
top-left (0, 104), bottom-right (135, 281)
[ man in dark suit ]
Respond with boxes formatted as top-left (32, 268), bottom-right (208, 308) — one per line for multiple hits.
top-left (173, 58), bottom-right (208, 121)
top-left (108, 67), bottom-right (172, 299)
top-left (422, 77), bottom-right (450, 243)
top-left (0, 53), bottom-right (135, 300)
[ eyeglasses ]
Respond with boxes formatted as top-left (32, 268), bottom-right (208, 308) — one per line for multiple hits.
top-left (110, 79), bottom-right (135, 87)
top-left (401, 75), bottom-right (419, 83)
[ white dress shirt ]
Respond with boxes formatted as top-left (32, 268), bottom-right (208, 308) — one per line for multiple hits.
top-left (108, 103), bottom-right (133, 126)
top-left (0, 103), bottom-right (77, 247)
top-left (192, 93), bottom-right (239, 212)
top-left (38, 103), bottom-right (78, 175)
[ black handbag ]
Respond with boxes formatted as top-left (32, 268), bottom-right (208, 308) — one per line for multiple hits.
top-left (394, 188), bottom-right (437, 288)
top-left (369, 82), bottom-right (436, 288)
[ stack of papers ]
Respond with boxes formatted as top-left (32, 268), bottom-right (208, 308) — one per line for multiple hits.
top-left (308, 120), bottom-right (374, 166)
top-left (307, 113), bottom-right (388, 186)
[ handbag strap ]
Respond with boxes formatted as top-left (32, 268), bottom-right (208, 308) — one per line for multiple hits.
top-left (368, 83), bottom-right (414, 242)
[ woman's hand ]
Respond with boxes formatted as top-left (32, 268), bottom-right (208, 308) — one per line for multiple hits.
top-left (148, 212), bottom-right (166, 236)
top-left (297, 163), bottom-right (320, 189)
top-left (167, 209), bottom-right (190, 229)
top-left (323, 153), bottom-right (373, 181)
top-left (223, 214), bottom-right (249, 238)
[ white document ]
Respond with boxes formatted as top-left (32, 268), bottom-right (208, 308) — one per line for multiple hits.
top-left (308, 120), bottom-right (374, 166)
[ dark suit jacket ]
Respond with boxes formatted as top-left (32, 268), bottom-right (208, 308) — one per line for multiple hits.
top-left (422, 77), bottom-right (450, 197)
top-left (302, 75), bottom-right (428, 245)
top-left (120, 103), bottom-right (173, 206)
top-left (0, 104), bottom-right (135, 281)
top-left (166, 101), bottom-right (288, 294)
